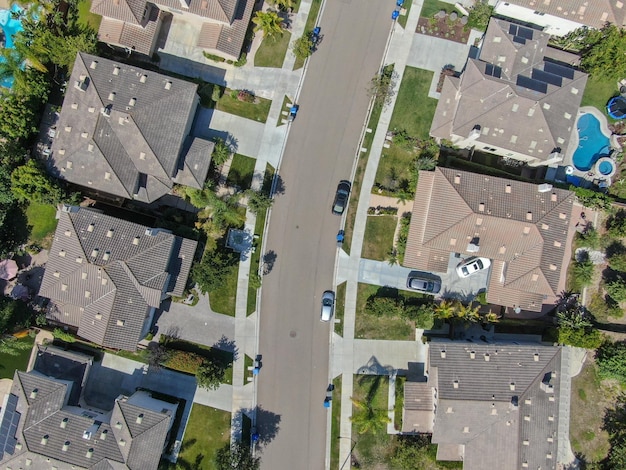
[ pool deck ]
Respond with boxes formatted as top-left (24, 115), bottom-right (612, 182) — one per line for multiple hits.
top-left (0, 1), bottom-right (10, 10)
top-left (559, 106), bottom-right (616, 185)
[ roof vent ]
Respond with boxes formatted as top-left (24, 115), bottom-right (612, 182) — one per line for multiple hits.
top-left (117, 319), bottom-right (125, 326)
top-left (113, 66), bottom-right (120, 75)
top-left (522, 462), bottom-right (529, 468)
top-left (41, 435), bottom-right (48, 445)
top-left (524, 415), bottom-right (531, 421)
top-left (119, 439), bottom-right (126, 446)
top-left (548, 415), bottom-right (554, 422)
top-left (484, 353), bottom-right (490, 362)
top-left (76, 257), bottom-right (83, 264)
top-left (85, 290), bottom-right (91, 298)
top-left (103, 251), bottom-right (111, 261)
top-left (62, 441), bottom-right (70, 451)
top-left (136, 413), bottom-right (144, 424)
top-left (453, 380), bottom-right (459, 389)
top-left (30, 389), bottom-right (38, 399)
top-left (551, 192), bottom-right (558, 202)
top-left (81, 272), bottom-right (88, 280)
top-left (478, 202), bottom-right (485, 212)
top-left (108, 92), bottom-right (116, 101)
top-left (547, 453), bottom-right (553, 459)
top-left (58, 149), bottom-right (66, 155)
top-left (71, 102), bottom-right (78, 110)
top-left (129, 97), bottom-right (136, 106)
top-left (526, 211), bottom-right (533, 221)
top-left (505, 184), bottom-right (511, 194)
top-left (538, 183), bottom-right (553, 193)
top-left (440, 350), bottom-right (446, 358)
top-left (165, 81), bottom-right (172, 90)
top-left (101, 105), bottom-right (112, 117)
top-left (86, 448), bottom-right (94, 459)
top-left (61, 417), bottom-right (68, 429)
top-left (90, 60), bottom-right (97, 69)
top-left (91, 249), bottom-right (99, 258)
top-left (59, 250), bottom-right (66, 258)
top-left (107, 229), bottom-right (114, 238)
top-left (454, 174), bottom-right (461, 184)
top-left (491, 407), bottom-right (497, 415)
top-left (115, 421), bottom-right (122, 429)
top-left (61, 284), bottom-right (68, 291)
top-left (470, 351), bottom-right (475, 359)
top-left (522, 440), bottom-right (529, 446)
top-left (53, 271), bottom-right (60, 278)
top-left (74, 78), bottom-right (89, 91)
top-left (509, 382), bottom-right (515, 391)
top-left (100, 430), bottom-right (108, 440)
top-left (534, 353), bottom-right (540, 361)
top-left (462, 426), bottom-right (469, 433)
top-left (88, 144), bottom-right (94, 152)
top-left (140, 74), bottom-right (147, 83)
top-left (133, 236), bottom-right (140, 245)
top-left (87, 223), bottom-right (95, 232)
top-left (468, 125), bottom-right (481, 140)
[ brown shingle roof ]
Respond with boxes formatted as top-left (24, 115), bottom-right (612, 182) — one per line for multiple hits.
top-left (404, 168), bottom-right (575, 311)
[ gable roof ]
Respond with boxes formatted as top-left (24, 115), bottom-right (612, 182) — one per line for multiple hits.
top-left (430, 341), bottom-right (564, 470)
top-left (501, 0), bottom-right (626, 30)
top-left (49, 53), bottom-right (211, 203)
top-left (39, 206), bottom-right (197, 351)
top-left (1, 371), bottom-right (173, 469)
top-left (404, 168), bottom-right (576, 311)
top-left (431, 18), bottom-right (587, 163)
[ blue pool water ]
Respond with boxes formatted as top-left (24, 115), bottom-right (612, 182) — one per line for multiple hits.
top-left (0, 4), bottom-right (25, 88)
top-left (599, 160), bottom-right (614, 175)
top-left (572, 113), bottom-right (611, 171)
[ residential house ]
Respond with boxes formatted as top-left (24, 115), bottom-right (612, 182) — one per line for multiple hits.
top-left (419, 340), bottom-right (573, 470)
top-left (495, 0), bottom-right (626, 36)
top-left (403, 167), bottom-right (578, 312)
top-left (90, 0), bottom-right (255, 60)
top-left (0, 346), bottom-right (177, 469)
top-left (430, 18), bottom-right (587, 166)
top-left (38, 205), bottom-right (197, 351)
top-left (49, 52), bottom-right (213, 205)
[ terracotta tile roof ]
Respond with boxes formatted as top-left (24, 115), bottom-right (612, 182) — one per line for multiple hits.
top-left (503, 0), bottom-right (626, 29)
top-left (404, 168), bottom-right (576, 311)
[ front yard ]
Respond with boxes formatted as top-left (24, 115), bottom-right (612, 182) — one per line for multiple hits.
top-left (362, 215), bottom-right (397, 261)
top-left (255, 32), bottom-right (292, 68)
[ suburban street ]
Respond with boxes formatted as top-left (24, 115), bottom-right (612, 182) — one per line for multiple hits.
top-left (256, 1), bottom-right (392, 468)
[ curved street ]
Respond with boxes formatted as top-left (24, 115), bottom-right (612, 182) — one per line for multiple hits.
top-left (256, 1), bottom-right (392, 468)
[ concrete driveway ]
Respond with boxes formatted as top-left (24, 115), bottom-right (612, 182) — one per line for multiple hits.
top-left (407, 30), bottom-right (478, 73)
top-left (193, 108), bottom-right (266, 157)
top-left (256, 0), bottom-right (391, 468)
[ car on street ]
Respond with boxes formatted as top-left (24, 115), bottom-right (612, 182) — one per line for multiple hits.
top-left (456, 257), bottom-right (491, 278)
top-left (320, 290), bottom-right (335, 322)
top-left (332, 180), bottom-right (351, 215)
top-left (406, 274), bottom-right (441, 294)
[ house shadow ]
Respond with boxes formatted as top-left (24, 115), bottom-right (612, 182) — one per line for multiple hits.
top-left (82, 361), bottom-right (148, 411)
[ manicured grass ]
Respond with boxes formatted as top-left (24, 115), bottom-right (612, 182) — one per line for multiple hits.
top-left (26, 202), bottom-right (58, 244)
top-left (330, 375), bottom-right (342, 470)
top-left (362, 215), bottom-right (397, 261)
top-left (226, 154), bottom-right (256, 189)
top-left (420, 0), bottom-right (457, 18)
top-left (176, 404), bottom-right (231, 470)
top-left (388, 67), bottom-right (438, 140)
top-left (375, 143), bottom-right (416, 195)
top-left (397, 0), bottom-right (412, 29)
top-left (293, 0), bottom-right (322, 70)
top-left (216, 89), bottom-right (272, 123)
top-left (352, 375), bottom-right (391, 465)
top-left (0, 336), bottom-right (34, 379)
top-left (570, 358), bottom-right (613, 465)
top-left (334, 282), bottom-right (346, 336)
top-left (209, 265), bottom-right (238, 317)
top-left (77, 0), bottom-right (102, 31)
top-left (394, 376), bottom-right (405, 431)
top-left (255, 31), bottom-right (291, 68)
top-left (277, 95), bottom-right (293, 126)
top-left (581, 75), bottom-right (619, 123)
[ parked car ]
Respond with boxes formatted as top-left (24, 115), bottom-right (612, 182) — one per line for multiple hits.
top-left (332, 181), bottom-right (351, 215)
top-left (406, 274), bottom-right (441, 294)
top-left (456, 257), bottom-right (491, 278)
top-left (320, 290), bottom-right (335, 322)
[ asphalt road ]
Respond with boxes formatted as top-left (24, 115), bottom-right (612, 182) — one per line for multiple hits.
top-left (256, 1), bottom-right (391, 469)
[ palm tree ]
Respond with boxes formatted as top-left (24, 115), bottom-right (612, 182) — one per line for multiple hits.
top-left (350, 397), bottom-right (391, 435)
top-left (456, 303), bottom-right (481, 323)
top-left (212, 138), bottom-right (231, 167)
top-left (252, 10), bottom-right (284, 40)
top-left (434, 300), bottom-right (456, 320)
top-left (387, 249), bottom-right (398, 266)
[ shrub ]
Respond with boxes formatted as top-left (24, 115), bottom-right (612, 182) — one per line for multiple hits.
top-left (237, 90), bottom-right (255, 103)
top-left (576, 224), bottom-right (600, 249)
top-left (597, 341), bottom-right (626, 383)
top-left (52, 328), bottom-right (75, 343)
top-left (467, 0), bottom-right (494, 31)
top-left (571, 258), bottom-right (594, 287)
top-left (234, 52), bottom-right (247, 67)
top-left (607, 278), bottom-right (626, 303)
top-left (365, 296), bottom-right (404, 317)
top-left (163, 349), bottom-right (204, 374)
top-left (610, 252), bottom-right (626, 272)
top-left (558, 325), bottom-right (603, 349)
top-left (212, 85), bottom-right (223, 102)
top-left (396, 214), bottom-right (411, 264)
top-left (203, 52), bottom-right (226, 62)
top-left (405, 304), bottom-right (435, 329)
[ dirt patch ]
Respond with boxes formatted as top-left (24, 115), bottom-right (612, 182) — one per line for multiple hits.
top-left (416, 16), bottom-right (470, 44)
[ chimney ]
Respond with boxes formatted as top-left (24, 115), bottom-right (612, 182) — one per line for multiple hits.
top-left (526, 211), bottom-right (533, 221)
top-left (478, 203), bottom-right (485, 212)
top-left (41, 435), bottom-right (48, 445)
top-left (103, 251), bottom-right (111, 261)
top-left (62, 441), bottom-right (70, 452)
top-left (30, 389), bottom-right (38, 399)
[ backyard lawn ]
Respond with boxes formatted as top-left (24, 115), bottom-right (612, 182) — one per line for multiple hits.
top-left (0, 336), bottom-right (34, 379)
top-left (26, 202), bottom-right (58, 245)
top-left (175, 404), bottom-right (231, 470)
top-left (255, 32), bottom-right (291, 68)
top-left (226, 154), bottom-right (256, 189)
top-left (77, 0), bottom-right (102, 30)
top-left (216, 89), bottom-right (272, 123)
top-left (362, 215), bottom-right (397, 261)
top-left (389, 67), bottom-right (438, 140)
top-left (581, 75), bottom-right (619, 123)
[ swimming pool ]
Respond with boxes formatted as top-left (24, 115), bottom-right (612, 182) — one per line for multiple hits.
top-left (572, 113), bottom-right (611, 172)
top-left (0, 4), bottom-right (25, 88)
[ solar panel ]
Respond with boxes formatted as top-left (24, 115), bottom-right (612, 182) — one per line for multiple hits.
top-left (518, 26), bottom-right (534, 40)
top-left (513, 36), bottom-right (526, 45)
top-left (544, 61), bottom-right (575, 79)
top-left (0, 394), bottom-right (20, 459)
top-left (516, 75), bottom-right (547, 94)
top-left (532, 68), bottom-right (562, 87)
top-left (485, 64), bottom-right (502, 78)
top-left (509, 24), bottom-right (518, 36)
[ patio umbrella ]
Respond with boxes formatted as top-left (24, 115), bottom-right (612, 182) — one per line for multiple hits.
top-left (10, 284), bottom-right (29, 301)
top-left (0, 259), bottom-right (18, 280)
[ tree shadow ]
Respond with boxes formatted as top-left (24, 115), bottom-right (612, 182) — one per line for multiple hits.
top-left (262, 250), bottom-right (277, 275)
top-left (606, 240), bottom-right (626, 259)
top-left (236, 405), bottom-right (281, 450)
top-left (212, 334), bottom-right (238, 360)
top-left (271, 174), bottom-right (285, 196)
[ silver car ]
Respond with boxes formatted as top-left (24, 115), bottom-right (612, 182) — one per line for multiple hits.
top-left (321, 290), bottom-right (335, 322)
top-left (406, 274), bottom-right (441, 294)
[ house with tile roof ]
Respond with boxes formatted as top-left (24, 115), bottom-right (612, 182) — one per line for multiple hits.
top-left (0, 352), bottom-right (177, 469)
top-left (90, 0), bottom-right (255, 60)
top-left (38, 205), bottom-right (197, 351)
top-left (49, 52), bottom-right (213, 205)
top-left (430, 18), bottom-right (587, 167)
top-left (495, 0), bottom-right (626, 36)
top-left (410, 340), bottom-right (573, 470)
top-left (403, 167), bottom-right (578, 312)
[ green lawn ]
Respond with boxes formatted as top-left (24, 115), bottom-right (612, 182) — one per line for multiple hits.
top-left (334, 282), bottom-right (346, 336)
top-left (352, 375), bottom-right (391, 465)
top-left (420, 0), bottom-right (457, 18)
top-left (394, 376), bottom-right (405, 431)
top-left (77, 0), bottom-right (102, 31)
top-left (389, 67), bottom-right (438, 140)
top-left (216, 89), bottom-right (272, 123)
top-left (374, 143), bottom-right (416, 195)
top-left (330, 375), bottom-right (342, 470)
top-left (175, 404), bottom-right (231, 470)
top-left (294, 0), bottom-right (322, 70)
top-left (254, 31), bottom-right (291, 68)
top-left (397, 0), bottom-right (412, 29)
top-left (581, 75), bottom-right (618, 122)
top-left (26, 202), bottom-right (58, 244)
top-left (0, 336), bottom-right (34, 379)
top-left (226, 154), bottom-right (256, 189)
top-left (362, 216), bottom-right (397, 261)
top-left (209, 265), bottom-right (238, 317)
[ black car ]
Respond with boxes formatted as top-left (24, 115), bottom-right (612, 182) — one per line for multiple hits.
top-left (332, 180), bottom-right (351, 215)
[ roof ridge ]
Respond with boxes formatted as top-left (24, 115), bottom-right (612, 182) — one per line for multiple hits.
top-left (119, 401), bottom-right (169, 439)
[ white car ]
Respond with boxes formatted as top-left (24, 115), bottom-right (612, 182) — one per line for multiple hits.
top-left (456, 257), bottom-right (491, 278)
top-left (320, 290), bottom-right (335, 322)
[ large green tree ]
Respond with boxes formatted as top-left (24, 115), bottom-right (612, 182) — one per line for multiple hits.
top-left (0, 336), bottom-right (32, 356)
top-left (579, 24), bottom-right (626, 81)
top-left (350, 397), bottom-right (391, 435)
top-left (11, 159), bottom-right (64, 205)
top-left (196, 358), bottom-right (226, 390)
top-left (215, 441), bottom-right (260, 470)
top-left (192, 249), bottom-right (239, 293)
top-left (597, 341), bottom-right (626, 383)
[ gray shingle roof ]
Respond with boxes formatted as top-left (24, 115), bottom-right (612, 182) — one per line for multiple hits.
top-left (49, 53), bottom-right (210, 203)
top-left (430, 341), bottom-right (563, 470)
top-left (431, 18), bottom-right (587, 164)
top-left (39, 206), bottom-right (197, 351)
top-left (2, 371), bottom-right (173, 470)
top-left (404, 168), bottom-right (576, 312)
